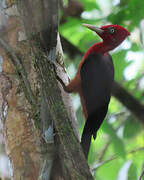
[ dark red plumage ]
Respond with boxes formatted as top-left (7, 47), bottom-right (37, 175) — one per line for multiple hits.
top-left (57, 24), bottom-right (130, 158)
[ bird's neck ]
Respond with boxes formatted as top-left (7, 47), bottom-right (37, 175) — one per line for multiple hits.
top-left (83, 41), bottom-right (112, 59)
top-left (77, 41), bottom-right (112, 74)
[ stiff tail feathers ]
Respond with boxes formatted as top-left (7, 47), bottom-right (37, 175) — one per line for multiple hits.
top-left (81, 121), bottom-right (92, 159)
top-left (81, 104), bottom-right (108, 159)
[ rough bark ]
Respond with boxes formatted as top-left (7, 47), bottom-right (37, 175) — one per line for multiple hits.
top-left (0, 4), bottom-right (43, 179)
top-left (0, 0), bottom-right (93, 179)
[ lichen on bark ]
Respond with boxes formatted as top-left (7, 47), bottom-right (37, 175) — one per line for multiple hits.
top-left (0, 0), bottom-right (94, 179)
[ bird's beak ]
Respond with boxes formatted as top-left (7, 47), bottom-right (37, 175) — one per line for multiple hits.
top-left (83, 24), bottom-right (104, 35)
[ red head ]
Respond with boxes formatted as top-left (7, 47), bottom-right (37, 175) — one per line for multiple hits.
top-left (83, 24), bottom-right (130, 51)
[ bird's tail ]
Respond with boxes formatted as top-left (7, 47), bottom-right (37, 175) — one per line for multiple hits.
top-left (81, 104), bottom-right (108, 159)
top-left (81, 120), bottom-right (92, 159)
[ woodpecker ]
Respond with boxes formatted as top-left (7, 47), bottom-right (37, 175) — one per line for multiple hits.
top-left (57, 24), bottom-right (130, 158)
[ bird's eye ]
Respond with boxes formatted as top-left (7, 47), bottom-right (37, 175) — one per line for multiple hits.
top-left (108, 27), bottom-right (116, 34)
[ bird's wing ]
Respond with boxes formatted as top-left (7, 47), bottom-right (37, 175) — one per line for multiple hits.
top-left (80, 53), bottom-right (114, 116)
top-left (80, 53), bottom-right (114, 158)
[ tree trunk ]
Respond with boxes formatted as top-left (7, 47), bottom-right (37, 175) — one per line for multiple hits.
top-left (0, 0), bottom-right (93, 179)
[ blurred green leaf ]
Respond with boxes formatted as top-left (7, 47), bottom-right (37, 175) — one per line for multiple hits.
top-left (107, 7), bottom-right (130, 25)
top-left (128, 164), bottom-right (137, 180)
top-left (95, 158), bottom-right (124, 180)
top-left (63, 0), bottom-right (68, 6)
top-left (123, 116), bottom-right (141, 139)
top-left (108, 0), bottom-right (144, 30)
top-left (79, 0), bottom-right (100, 11)
top-left (102, 121), bottom-right (126, 158)
top-left (76, 107), bottom-right (84, 132)
top-left (60, 17), bottom-right (100, 51)
top-left (117, 160), bottom-right (132, 180)
top-left (112, 50), bottom-right (132, 81)
top-left (131, 43), bottom-right (140, 52)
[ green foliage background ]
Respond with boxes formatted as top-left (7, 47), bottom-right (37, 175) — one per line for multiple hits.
top-left (60, 0), bottom-right (144, 179)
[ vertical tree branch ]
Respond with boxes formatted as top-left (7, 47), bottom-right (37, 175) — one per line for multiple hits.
top-left (139, 166), bottom-right (144, 180)
top-left (16, 0), bottom-right (93, 178)
top-left (0, 0), bottom-right (93, 179)
top-left (112, 82), bottom-right (144, 123)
